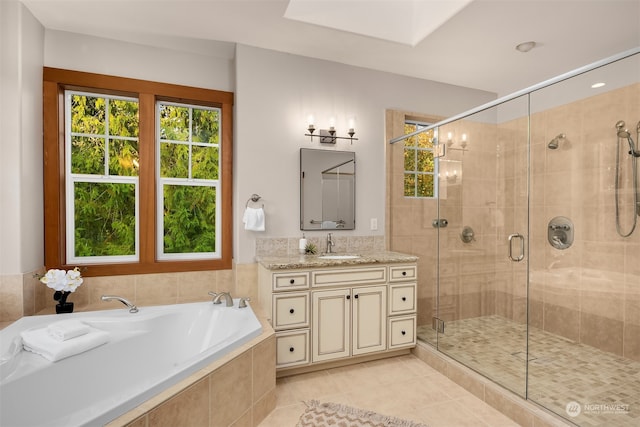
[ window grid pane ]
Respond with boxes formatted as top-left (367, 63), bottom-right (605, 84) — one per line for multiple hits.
top-left (66, 91), bottom-right (140, 263)
top-left (157, 101), bottom-right (222, 260)
top-left (403, 120), bottom-right (437, 199)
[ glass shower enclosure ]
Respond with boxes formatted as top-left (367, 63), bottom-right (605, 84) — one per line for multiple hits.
top-left (388, 49), bottom-right (640, 426)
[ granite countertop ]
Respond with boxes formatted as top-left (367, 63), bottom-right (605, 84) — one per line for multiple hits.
top-left (256, 251), bottom-right (418, 270)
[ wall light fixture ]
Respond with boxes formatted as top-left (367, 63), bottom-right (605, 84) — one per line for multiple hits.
top-left (445, 132), bottom-right (468, 152)
top-left (305, 115), bottom-right (358, 144)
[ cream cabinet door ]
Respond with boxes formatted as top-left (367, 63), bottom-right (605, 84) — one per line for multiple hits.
top-left (312, 288), bottom-right (350, 363)
top-left (352, 285), bottom-right (387, 356)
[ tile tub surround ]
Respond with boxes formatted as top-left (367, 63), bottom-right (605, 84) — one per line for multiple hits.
top-left (0, 263), bottom-right (259, 324)
top-left (107, 307), bottom-right (276, 427)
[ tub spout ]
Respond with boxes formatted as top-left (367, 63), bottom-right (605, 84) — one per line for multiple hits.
top-left (212, 291), bottom-right (234, 307)
top-left (101, 295), bottom-right (139, 313)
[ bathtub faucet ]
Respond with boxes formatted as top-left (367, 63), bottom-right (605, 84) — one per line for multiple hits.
top-left (210, 291), bottom-right (234, 307)
top-left (101, 295), bottom-right (139, 313)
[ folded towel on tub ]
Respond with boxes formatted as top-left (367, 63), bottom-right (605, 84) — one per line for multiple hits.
top-left (47, 320), bottom-right (91, 341)
top-left (243, 207), bottom-right (265, 231)
top-left (21, 326), bottom-right (109, 362)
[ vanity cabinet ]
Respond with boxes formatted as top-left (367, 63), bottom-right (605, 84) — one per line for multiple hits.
top-left (312, 285), bottom-right (386, 363)
top-left (257, 255), bottom-right (417, 372)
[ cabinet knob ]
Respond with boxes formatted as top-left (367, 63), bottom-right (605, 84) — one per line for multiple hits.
top-left (289, 279), bottom-right (295, 284)
top-left (289, 347), bottom-right (295, 352)
top-left (346, 295), bottom-right (351, 300)
top-left (401, 330), bottom-right (406, 335)
top-left (402, 271), bottom-right (407, 276)
top-left (289, 308), bottom-right (295, 314)
top-left (402, 296), bottom-right (407, 301)
top-left (354, 294), bottom-right (359, 299)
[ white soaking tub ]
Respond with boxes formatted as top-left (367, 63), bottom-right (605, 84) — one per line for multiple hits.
top-left (0, 300), bottom-right (262, 427)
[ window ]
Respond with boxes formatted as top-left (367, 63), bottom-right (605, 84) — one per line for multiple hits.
top-left (404, 120), bottom-right (437, 198)
top-left (44, 68), bottom-right (234, 276)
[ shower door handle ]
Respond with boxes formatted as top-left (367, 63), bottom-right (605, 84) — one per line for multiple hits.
top-left (508, 233), bottom-right (525, 262)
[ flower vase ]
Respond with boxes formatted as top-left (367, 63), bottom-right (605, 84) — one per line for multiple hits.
top-left (54, 291), bottom-right (74, 314)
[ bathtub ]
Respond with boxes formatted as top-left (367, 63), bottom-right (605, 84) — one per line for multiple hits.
top-left (0, 300), bottom-right (263, 427)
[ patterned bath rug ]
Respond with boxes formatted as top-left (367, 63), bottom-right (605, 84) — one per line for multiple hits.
top-left (296, 400), bottom-right (429, 427)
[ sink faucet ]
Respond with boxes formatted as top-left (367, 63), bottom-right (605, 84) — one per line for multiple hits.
top-left (211, 291), bottom-right (234, 307)
top-left (326, 233), bottom-right (335, 254)
top-left (101, 295), bottom-right (138, 313)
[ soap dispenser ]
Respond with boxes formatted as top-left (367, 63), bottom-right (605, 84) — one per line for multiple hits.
top-left (298, 234), bottom-right (307, 254)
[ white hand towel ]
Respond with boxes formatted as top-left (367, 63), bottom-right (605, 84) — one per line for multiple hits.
top-left (21, 327), bottom-right (109, 362)
top-left (47, 320), bottom-right (90, 341)
top-left (243, 207), bottom-right (265, 231)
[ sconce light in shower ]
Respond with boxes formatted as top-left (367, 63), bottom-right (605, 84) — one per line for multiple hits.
top-left (445, 132), bottom-right (468, 152)
top-left (306, 115), bottom-right (358, 144)
top-left (547, 133), bottom-right (566, 150)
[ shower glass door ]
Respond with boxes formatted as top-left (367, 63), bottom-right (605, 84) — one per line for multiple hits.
top-left (435, 94), bottom-right (530, 397)
top-left (526, 52), bottom-right (640, 426)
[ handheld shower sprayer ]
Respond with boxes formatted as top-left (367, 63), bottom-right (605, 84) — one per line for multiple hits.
top-left (615, 120), bottom-right (640, 157)
top-left (614, 119), bottom-right (640, 237)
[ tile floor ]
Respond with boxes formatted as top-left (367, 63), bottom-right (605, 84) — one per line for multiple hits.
top-left (258, 354), bottom-right (520, 427)
top-left (418, 315), bottom-right (640, 427)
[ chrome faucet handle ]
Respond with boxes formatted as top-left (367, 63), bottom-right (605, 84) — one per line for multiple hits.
top-left (238, 297), bottom-right (251, 308)
top-left (208, 291), bottom-right (218, 303)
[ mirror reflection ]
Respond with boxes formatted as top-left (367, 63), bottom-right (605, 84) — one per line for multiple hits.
top-left (300, 148), bottom-right (355, 230)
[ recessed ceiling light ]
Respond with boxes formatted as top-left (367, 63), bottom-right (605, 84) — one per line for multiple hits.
top-left (515, 41), bottom-right (536, 53)
top-left (591, 82), bottom-right (606, 88)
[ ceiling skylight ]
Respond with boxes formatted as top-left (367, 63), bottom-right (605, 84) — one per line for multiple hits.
top-left (284, 0), bottom-right (473, 47)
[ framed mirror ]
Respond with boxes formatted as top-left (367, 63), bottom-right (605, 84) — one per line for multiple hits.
top-left (300, 148), bottom-right (355, 230)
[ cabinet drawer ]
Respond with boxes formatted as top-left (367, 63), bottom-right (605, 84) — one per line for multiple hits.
top-left (276, 329), bottom-right (310, 368)
top-left (273, 272), bottom-right (309, 291)
top-left (273, 292), bottom-right (309, 330)
top-left (389, 265), bottom-right (416, 282)
top-left (389, 283), bottom-right (416, 315)
top-left (312, 267), bottom-right (386, 288)
top-left (388, 316), bottom-right (416, 349)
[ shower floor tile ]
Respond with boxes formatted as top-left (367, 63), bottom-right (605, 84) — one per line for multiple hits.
top-left (417, 315), bottom-right (640, 427)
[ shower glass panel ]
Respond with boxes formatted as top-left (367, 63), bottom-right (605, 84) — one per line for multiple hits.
top-left (435, 95), bottom-right (530, 397)
top-left (391, 48), bottom-right (639, 426)
top-left (527, 52), bottom-right (640, 426)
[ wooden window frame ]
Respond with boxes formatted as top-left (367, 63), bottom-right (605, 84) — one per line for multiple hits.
top-left (43, 67), bottom-right (234, 276)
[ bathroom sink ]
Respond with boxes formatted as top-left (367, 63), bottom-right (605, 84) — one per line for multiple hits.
top-left (318, 255), bottom-right (361, 260)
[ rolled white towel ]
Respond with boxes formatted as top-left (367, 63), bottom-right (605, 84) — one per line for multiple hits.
top-left (47, 320), bottom-right (91, 341)
top-left (21, 327), bottom-right (109, 362)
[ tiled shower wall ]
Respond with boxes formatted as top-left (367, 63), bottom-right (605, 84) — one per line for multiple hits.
top-left (527, 82), bottom-right (640, 361)
top-left (386, 82), bottom-right (640, 361)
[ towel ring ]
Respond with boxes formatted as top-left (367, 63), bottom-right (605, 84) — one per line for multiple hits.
top-left (246, 194), bottom-right (264, 208)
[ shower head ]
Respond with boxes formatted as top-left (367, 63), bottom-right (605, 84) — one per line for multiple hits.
top-left (547, 133), bottom-right (565, 149)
